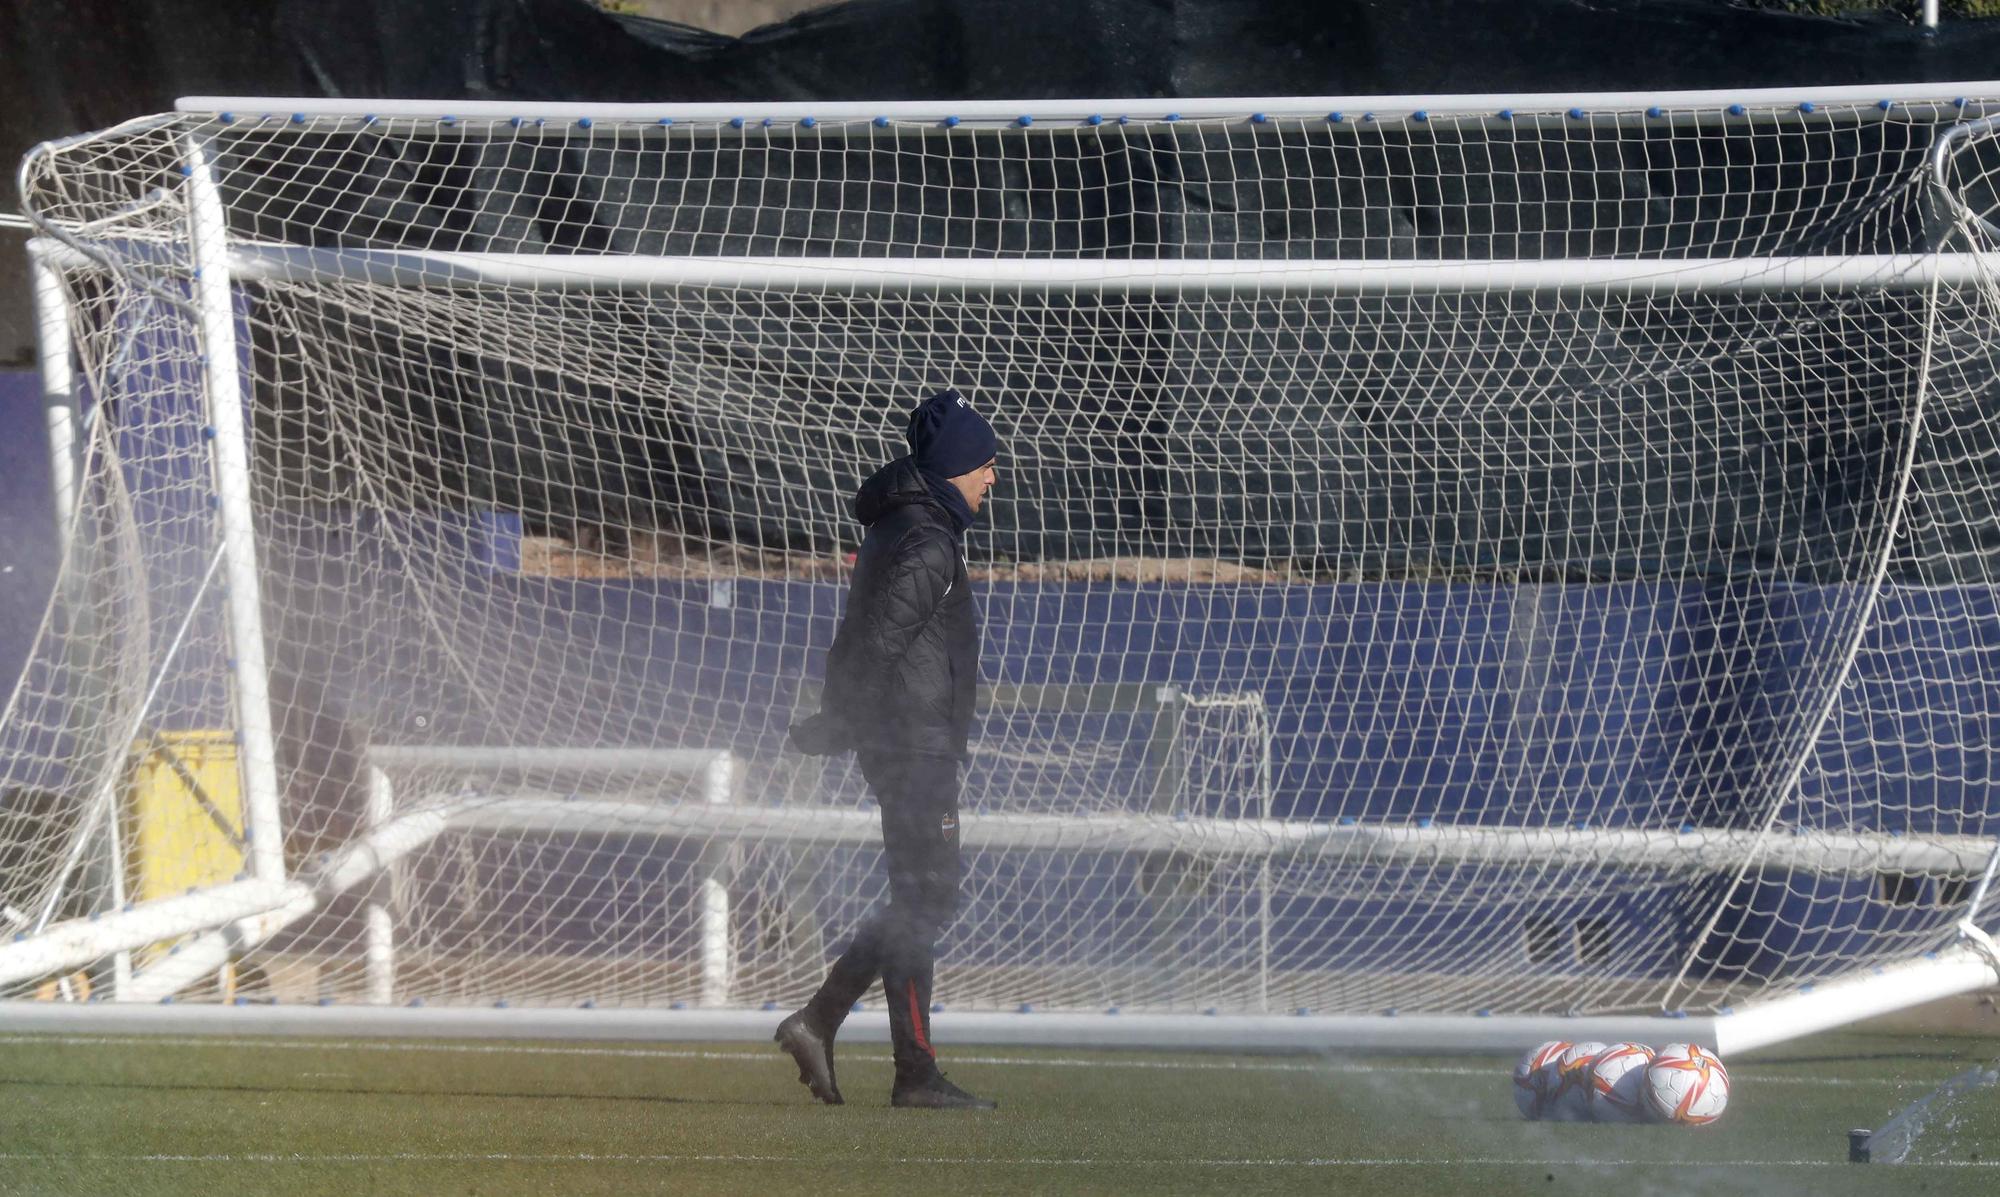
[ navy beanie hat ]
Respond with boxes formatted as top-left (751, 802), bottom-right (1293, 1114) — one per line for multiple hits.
top-left (905, 389), bottom-right (998, 478)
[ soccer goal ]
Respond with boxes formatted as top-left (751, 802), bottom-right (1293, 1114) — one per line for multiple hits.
top-left (6, 83), bottom-right (2000, 1053)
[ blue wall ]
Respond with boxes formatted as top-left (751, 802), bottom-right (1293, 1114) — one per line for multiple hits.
top-left (232, 544), bottom-right (1998, 990)
top-left (0, 370), bottom-right (58, 694)
top-left (292, 565), bottom-right (1988, 837)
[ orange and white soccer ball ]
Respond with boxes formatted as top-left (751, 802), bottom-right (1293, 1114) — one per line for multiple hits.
top-left (1547, 1040), bottom-right (1608, 1122)
top-left (1644, 1042), bottom-right (1730, 1125)
top-left (1512, 1040), bottom-right (1571, 1119)
top-left (1587, 1042), bottom-right (1656, 1123)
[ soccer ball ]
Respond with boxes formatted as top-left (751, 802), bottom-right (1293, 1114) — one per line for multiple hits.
top-left (1586, 1042), bottom-right (1656, 1123)
top-left (1644, 1042), bottom-right (1730, 1125)
top-left (1547, 1040), bottom-right (1608, 1122)
top-left (1512, 1040), bottom-right (1571, 1120)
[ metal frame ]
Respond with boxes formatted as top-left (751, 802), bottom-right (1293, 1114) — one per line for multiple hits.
top-left (29, 241), bottom-right (1988, 295)
top-left (26, 242), bottom-right (78, 543)
top-left (0, 948), bottom-right (1990, 1056)
top-left (185, 133), bottom-right (286, 887)
top-left (175, 80), bottom-right (2000, 125)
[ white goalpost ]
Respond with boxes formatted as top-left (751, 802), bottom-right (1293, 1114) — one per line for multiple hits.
top-left (6, 82), bottom-right (2000, 1054)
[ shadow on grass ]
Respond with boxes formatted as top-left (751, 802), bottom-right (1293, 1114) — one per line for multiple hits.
top-left (1748, 1050), bottom-right (1989, 1068)
top-left (0, 1074), bottom-right (806, 1109)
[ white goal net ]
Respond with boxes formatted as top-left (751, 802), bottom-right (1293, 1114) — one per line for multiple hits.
top-left (6, 86), bottom-right (2000, 1041)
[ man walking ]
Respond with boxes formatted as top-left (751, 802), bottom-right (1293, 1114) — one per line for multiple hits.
top-left (778, 388), bottom-right (999, 1110)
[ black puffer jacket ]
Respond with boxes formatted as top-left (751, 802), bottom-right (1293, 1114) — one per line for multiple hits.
top-left (808, 457), bottom-right (977, 761)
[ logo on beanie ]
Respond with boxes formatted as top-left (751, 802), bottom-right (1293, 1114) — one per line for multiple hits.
top-left (907, 388), bottom-right (996, 479)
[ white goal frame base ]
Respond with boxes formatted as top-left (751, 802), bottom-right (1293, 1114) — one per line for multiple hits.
top-left (0, 934), bottom-right (1990, 1057)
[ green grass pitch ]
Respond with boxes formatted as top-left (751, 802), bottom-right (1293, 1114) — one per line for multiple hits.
top-left (1, 1027), bottom-right (1996, 1195)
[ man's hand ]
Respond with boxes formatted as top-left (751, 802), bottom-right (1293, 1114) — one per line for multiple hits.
top-left (786, 711), bottom-right (848, 756)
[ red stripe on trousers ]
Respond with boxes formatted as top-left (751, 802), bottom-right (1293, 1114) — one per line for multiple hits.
top-left (907, 981), bottom-right (934, 1056)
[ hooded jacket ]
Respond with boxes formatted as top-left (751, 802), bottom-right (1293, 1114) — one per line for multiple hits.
top-left (813, 456), bottom-right (978, 760)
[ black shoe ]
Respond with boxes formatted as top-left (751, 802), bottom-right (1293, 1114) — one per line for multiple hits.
top-left (774, 1010), bottom-right (843, 1105)
top-left (891, 1072), bottom-right (996, 1110)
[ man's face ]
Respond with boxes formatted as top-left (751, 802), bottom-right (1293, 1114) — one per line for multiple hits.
top-left (950, 458), bottom-right (999, 514)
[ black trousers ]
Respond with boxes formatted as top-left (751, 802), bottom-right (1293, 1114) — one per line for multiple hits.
top-left (805, 751), bottom-right (963, 1082)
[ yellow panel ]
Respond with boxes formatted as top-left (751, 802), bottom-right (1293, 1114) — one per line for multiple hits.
top-left (126, 730), bottom-right (245, 903)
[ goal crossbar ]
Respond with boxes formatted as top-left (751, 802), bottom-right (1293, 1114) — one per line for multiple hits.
top-left (28, 240), bottom-right (1980, 294)
top-left (176, 80), bottom-right (2000, 125)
